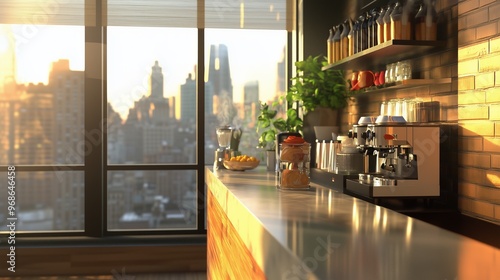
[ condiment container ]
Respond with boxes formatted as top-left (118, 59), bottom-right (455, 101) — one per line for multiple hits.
top-left (360, 12), bottom-right (369, 51)
top-left (327, 28), bottom-right (334, 64)
top-left (277, 141), bottom-right (311, 190)
top-left (383, 3), bottom-right (394, 42)
top-left (340, 19), bottom-right (351, 59)
top-left (368, 9), bottom-right (378, 48)
top-left (377, 7), bottom-right (387, 45)
top-left (348, 18), bottom-right (355, 56)
top-left (415, 0), bottom-right (437, 40)
top-left (333, 24), bottom-right (342, 62)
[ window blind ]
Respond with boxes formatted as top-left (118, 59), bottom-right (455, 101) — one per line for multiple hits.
top-left (0, 0), bottom-right (85, 25)
top-left (0, 1), bottom-right (293, 30)
top-left (108, 0), bottom-right (293, 30)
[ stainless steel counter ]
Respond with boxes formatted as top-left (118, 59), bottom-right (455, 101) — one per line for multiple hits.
top-left (206, 166), bottom-right (500, 280)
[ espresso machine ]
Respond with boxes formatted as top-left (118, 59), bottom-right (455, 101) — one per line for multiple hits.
top-left (345, 119), bottom-right (442, 199)
top-left (214, 125), bottom-right (234, 170)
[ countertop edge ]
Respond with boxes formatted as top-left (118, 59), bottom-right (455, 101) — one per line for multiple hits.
top-left (205, 167), bottom-right (318, 280)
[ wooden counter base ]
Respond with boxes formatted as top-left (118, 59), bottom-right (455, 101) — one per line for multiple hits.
top-left (207, 189), bottom-right (266, 279)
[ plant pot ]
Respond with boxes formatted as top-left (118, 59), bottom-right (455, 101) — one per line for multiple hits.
top-left (303, 107), bottom-right (340, 127)
top-left (266, 150), bottom-right (276, 172)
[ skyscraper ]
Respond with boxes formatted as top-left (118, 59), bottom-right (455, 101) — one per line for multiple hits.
top-left (150, 60), bottom-right (164, 99)
top-left (180, 73), bottom-right (196, 124)
top-left (0, 25), bottom-right (16, 95)
top-left (123, 61), bottom-right (176, 163)
top-left (207, 44), bottom-right (233, 102)
top-left (48, 59), bottom-right (85, 230)
top-left (243, 80), bottom-right (259, 128)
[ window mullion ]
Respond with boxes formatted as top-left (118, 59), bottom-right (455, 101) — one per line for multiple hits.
top-left (84, 0), bottom-right (106, 237)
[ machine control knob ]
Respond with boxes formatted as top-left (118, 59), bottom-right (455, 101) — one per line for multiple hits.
top-left (361, 131), bottom-right (368, 139)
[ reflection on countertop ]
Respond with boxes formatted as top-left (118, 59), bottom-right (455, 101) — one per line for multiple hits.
top-left (206, 166), bottom-right (500, 280)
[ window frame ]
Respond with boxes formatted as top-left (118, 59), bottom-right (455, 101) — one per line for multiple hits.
top-left (1, 0), bottom-right (297, 242)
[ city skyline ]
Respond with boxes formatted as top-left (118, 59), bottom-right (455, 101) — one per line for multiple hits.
top-left (5, 25), bottom-right (287, 119)
top-left (0, 24), bottom-right (287, 231)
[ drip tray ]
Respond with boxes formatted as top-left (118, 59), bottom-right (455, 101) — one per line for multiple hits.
top-left (373, 177), bottom-right (397, 186)
top-left (345, 176), bottom-right (398, 199)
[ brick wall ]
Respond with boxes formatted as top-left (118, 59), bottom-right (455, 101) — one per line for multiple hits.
top-left (338, 0), bottom-right (500, 225)
top-left (340, 0), bottom-right (459, 131)
top-left (457, 0), bottom-right (500, 224)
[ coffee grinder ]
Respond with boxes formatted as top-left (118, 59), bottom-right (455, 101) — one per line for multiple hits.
top-left (214, 125), bottom-right (234, 170)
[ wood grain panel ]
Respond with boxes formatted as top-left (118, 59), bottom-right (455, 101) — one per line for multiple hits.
top-left (0, 244), bottom-right (206, 277)
top-left (207, 189), bottom-right (266, 280)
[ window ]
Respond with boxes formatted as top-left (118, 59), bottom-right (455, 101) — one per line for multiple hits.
top-left (0, 1), bottom-right (85, 232)
top-left (0, 0), bottom-right (294, 236)
top-left (204, 29), bottom-right (288, 164)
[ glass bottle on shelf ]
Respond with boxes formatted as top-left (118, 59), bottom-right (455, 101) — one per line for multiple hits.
top-left (360, 12), bottom-right (369, 51)
top-left (383, 3), bottom-right (394, 42)
top-left (369, 9), bottom-right (379, 48)
top-left (340, 19), bottom-right (351, 59)
top-left (390, 1), bottom-right (403, 40)
top-left (352, 18), bottom-right (361, 54)
top-left (377, 6), bottom-right (386, 45)
top-left (333, 24), bottom-right (342, 62)
top-left (327, 28), bottom-right (334, 64)
top-left (415, 0), bottom-right (437, 40)
top-left (348, 18), bottom-right (355, 56)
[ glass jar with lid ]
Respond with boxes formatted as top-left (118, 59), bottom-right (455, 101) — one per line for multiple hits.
top-left (277, 136), bottom-right (311, 190)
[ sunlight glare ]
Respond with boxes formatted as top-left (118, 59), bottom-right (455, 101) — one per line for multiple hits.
top-left (215, 57), bottom-right (220, 70)
top-left (0, 36), bottom-right (8, 53)
top-left (240, 3), bottom-right (245, 28)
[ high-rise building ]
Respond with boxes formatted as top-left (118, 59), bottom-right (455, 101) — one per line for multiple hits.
top-left (150, 60), bottom-right (164, 99)
top-left (243, 80), bottom-right (259, 128)
top-left (1, 59), bottom-right (85, 230)
top-left (276, 47), bottom-right (286, 96)
top-left (49, 59), bottom-right (85, 164)
top-left (123, 61), bottom-right (177, 164)
top-left (207, 44), bottom-right (233, 102)
top-left (180, 73), bottom-right (196, 125)
top-left (107, 102), bottom-right (125, 164)
top-left (0, 25), bottom-right (16, 95)
top-left (48, 59), bottom-right (85, 230)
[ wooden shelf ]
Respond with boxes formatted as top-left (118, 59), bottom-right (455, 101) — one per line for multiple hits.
top-left (350, 78), bottom-right (452, 94)
top-left (322, 40), bottom-right (446, 71)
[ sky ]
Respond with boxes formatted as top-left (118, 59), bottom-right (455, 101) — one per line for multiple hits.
top-left (7, 24), bottom-right (287, 119)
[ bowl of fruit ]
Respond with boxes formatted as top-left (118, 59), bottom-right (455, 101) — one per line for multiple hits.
top-left (223, 154), bottom-right (260, 171)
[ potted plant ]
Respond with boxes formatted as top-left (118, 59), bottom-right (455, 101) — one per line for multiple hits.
top-left (286, 55), bottom-right (350, 128)
top-left (286, 55), bottom-right (351, 167)
top-left (256, 101), bottom-right (302, 170)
